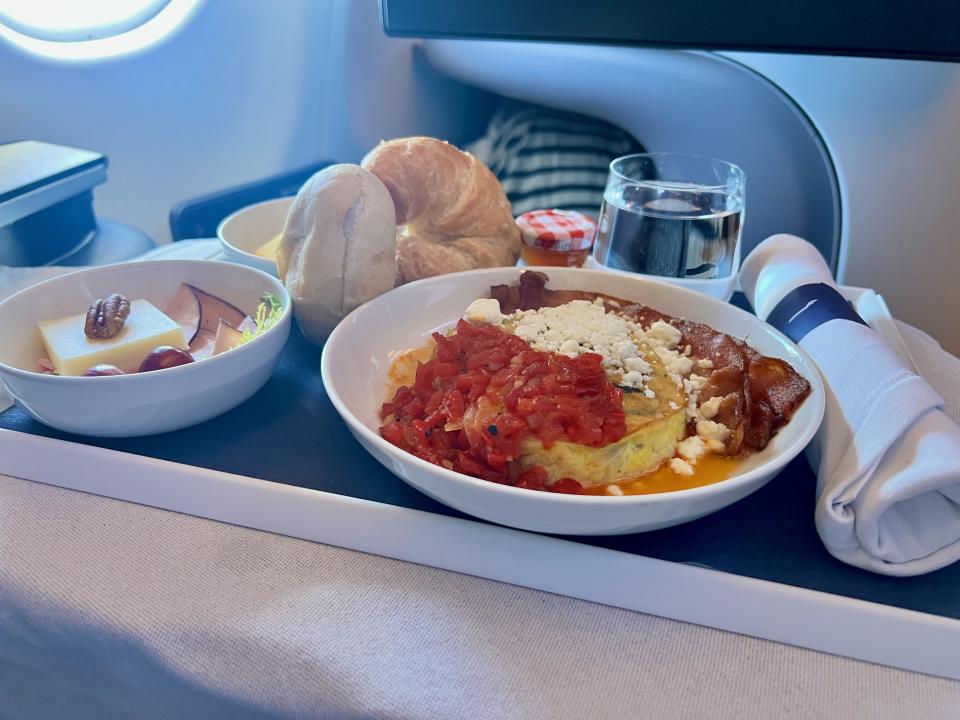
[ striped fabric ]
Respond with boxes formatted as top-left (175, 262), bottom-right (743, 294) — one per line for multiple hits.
top-left (467, 102), bottom-right (646, 218)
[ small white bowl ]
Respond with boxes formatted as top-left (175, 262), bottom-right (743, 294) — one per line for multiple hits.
top-left (322, 266), bottom-right (824, 535)
top-left (0, 260), bottom-right (291, 437)
top-left (217, 196), bottom-right (294, 278)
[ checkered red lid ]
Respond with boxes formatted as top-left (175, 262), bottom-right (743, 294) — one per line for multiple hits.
top-left (516, 209), bottom-right (597, 252)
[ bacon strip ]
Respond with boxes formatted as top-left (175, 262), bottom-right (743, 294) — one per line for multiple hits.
top-left (491, 270), bottom-right (597, 313)
top-left (491, 271), bottom-right (811, 454)
top-left (655, 316), bottom-right (810, 453)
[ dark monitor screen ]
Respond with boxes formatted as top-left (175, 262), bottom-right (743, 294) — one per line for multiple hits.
top-left (381, 0), bottom-right (960, 62)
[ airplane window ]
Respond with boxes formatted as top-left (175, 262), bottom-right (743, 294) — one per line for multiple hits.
top-left (0, 0), bottom-right (200, 60)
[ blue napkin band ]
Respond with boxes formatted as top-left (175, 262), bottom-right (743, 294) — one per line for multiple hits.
top-left (765, 282), bottom-right (868, 343)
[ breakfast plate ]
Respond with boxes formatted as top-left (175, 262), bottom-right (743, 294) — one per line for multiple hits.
top-left (322, 266), bottom-right (824, 534)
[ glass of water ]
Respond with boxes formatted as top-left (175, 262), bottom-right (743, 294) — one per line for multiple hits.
top-left (592, 153), bottom-right (745, 279)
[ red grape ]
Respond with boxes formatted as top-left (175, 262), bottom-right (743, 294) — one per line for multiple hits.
top-left (83, 364), bottom-right (125, 377)
top-left (139, 346), bottom-right (194, 373)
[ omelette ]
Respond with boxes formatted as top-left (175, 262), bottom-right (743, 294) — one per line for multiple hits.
top-left (517, 338), bottom-right (686, 487)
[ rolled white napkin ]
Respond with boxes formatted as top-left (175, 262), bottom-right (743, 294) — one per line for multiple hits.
top-left (740, 234), bottom-right (960, 576)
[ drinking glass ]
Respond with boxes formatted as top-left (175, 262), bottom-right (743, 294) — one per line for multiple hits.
top-left (592, 153), bottom-right (745, 279)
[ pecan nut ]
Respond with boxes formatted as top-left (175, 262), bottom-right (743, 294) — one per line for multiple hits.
top-left (84, 293), bottom-right (131, 339)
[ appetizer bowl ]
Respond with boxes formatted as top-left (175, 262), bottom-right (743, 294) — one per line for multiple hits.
top-left (322, 267), bottom-right (824, 535)
top-left (217, 196), bottom-right (294, 278)
top-left (0, 260), bottom-right (291, 437)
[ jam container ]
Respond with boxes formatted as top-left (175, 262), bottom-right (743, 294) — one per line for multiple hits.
top-left (516, 209), bottom-right (596, 267)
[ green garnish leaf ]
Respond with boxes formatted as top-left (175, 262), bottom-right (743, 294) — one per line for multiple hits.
top-left (240, 292), bottom-right (284, 344)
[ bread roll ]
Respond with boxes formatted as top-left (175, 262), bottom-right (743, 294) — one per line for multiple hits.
top-left (277, 164), bottom-right (396, 342)
top-left (362, 137), bottom-right (520, 283)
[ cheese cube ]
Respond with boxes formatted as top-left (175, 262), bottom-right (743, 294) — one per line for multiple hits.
top-left (38, 298), bottom-right (188, 376)
top-left (255, 233), bottom-right (282, 260)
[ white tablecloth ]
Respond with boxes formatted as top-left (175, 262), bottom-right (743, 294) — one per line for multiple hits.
top-left (1, 474), bottom-right (959, 720)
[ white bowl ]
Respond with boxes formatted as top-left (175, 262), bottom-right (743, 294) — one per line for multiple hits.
top-left (582, 255), bottom-right (739, 302)
top-left (0, 260), bottom-right (291, 437)
top-left (321, 267), bottom-right (824, 535)
top-left (217, 196), bottom-right (294, 278)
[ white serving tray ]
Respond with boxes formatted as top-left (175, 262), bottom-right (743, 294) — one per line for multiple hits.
top-left (2, 244), bottom-right (956, 679)
top-left (2, 428), bottom-right (958, 680)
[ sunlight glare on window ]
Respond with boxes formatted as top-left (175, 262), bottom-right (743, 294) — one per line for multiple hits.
top-left (0, 0), bottom-right (200, 60)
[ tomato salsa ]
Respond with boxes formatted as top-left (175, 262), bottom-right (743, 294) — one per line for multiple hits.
top-left (379, 319), bottom-right (627, 493)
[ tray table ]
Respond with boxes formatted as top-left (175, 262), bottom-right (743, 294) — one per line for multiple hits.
top-left (2, 246), bottom-right (957, 679)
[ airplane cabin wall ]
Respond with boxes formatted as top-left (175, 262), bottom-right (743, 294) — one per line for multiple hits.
top-left (2, 2), bottom-right (956, 350)
top-left (0, 0), bottom-right (489, 245)
top-left (727, 53), bottom-right (960, 352)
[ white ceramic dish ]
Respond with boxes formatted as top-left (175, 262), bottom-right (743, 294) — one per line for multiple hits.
top-left (0, 260), bottom-right (291, 437)
top-left (217, 196), bottom-right (294, 278)
top-left (322, 266), bottom-right (824, 535)
top-left (582, 254), bottom-right (739, 302)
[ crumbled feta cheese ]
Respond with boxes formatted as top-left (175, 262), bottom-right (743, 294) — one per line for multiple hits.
top-left (647, 320), bottom-right (682, 349)
top-left (463, 298), bottom-right (504, 325)
top-left (668, 401), bottom-right (679, 411)
top-left (510, 300), bottom-right (653, 391)
top-left (705, 438), bottom-right (726, 453)
top-left (606, 484), bottom-right (624, 496)
top-left (558, 338), bottom-right (580, 354)
top-left (697, 358), bottom-right (714, 370)
top-left (677, 436), bottom-right (708, 462)
top-left (670, 354), bottom-right (694, 377)
top-left (669, 458), bottom-right (695, 476)
top-left (697, 419), bottom-right (731, 444)
top-left (624, 356), bottom-right (652, 373)
top-left (652, 347), bottom-right (683, 386)
top-left (683, 373), bottom-right (709, 420)
top-left (699, 395), bottom-right (722, 420)
top-left (613, 338), bottom-right (635, 360)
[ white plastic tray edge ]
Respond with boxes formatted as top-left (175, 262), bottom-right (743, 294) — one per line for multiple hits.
top-left (2, 427), bottom-right (958, 680)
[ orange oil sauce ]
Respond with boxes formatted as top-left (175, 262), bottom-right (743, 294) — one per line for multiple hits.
top-left (584, 453), bottom-right (741, 496)
top-left (385, 343), bottom-right (435, 397)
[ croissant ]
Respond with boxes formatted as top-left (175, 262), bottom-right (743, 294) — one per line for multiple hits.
top-left (362, 137), bottom-right (521, 283)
